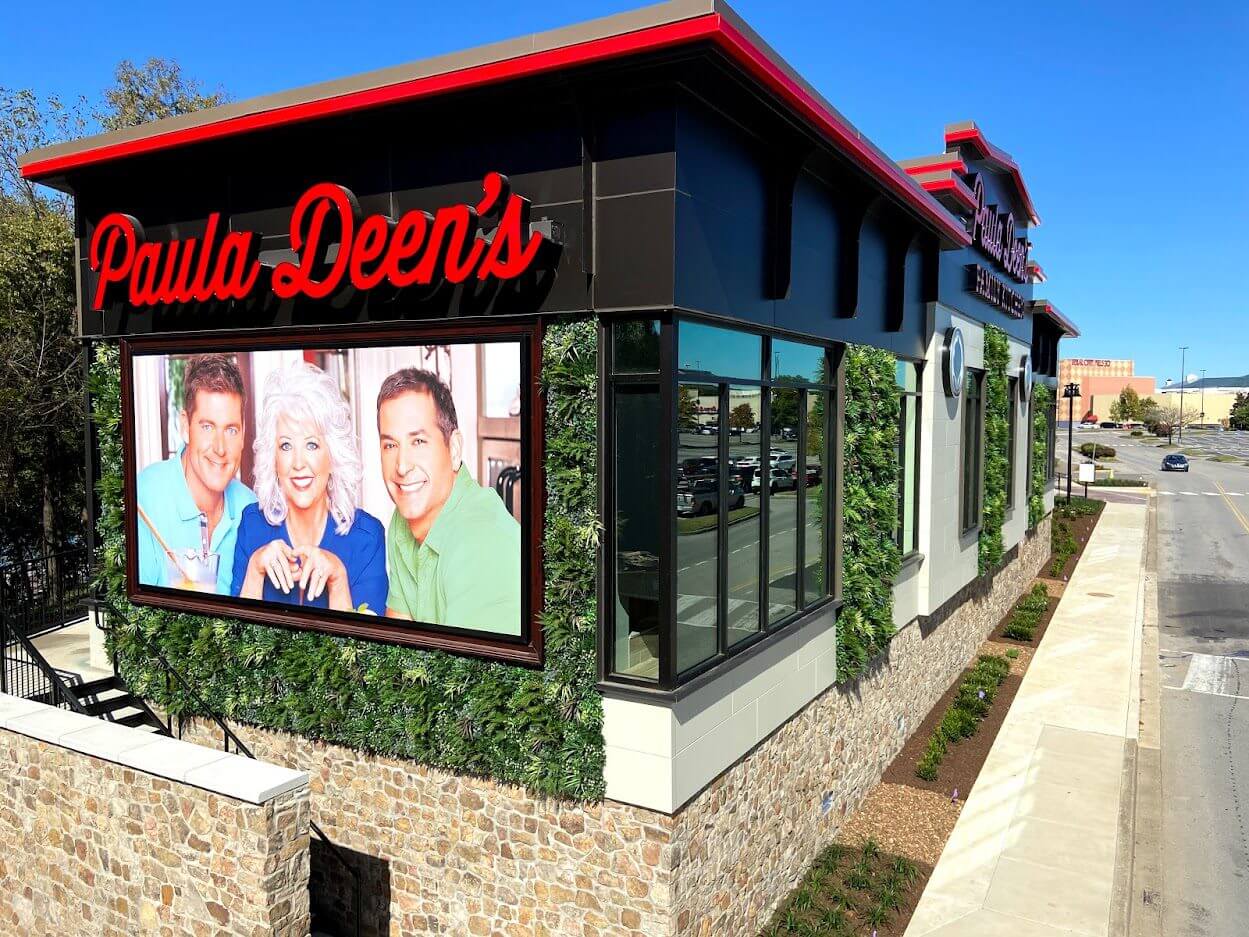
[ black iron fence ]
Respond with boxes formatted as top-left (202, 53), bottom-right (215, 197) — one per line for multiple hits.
top-left (0, 547), bottom-right (92, 640)
top-left (0, 611), bottom-right (88, 710)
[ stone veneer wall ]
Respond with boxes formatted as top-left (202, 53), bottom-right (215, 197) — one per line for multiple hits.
top-left (0, 728), bottom-right (310, 937)
top-left (174, 516), bottom-right (1048, 937)
top-left (666, 516), bottom-right (1051, 935)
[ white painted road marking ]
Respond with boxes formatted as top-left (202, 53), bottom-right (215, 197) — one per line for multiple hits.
top-left (1182, 653), bottom-right (1245, 698)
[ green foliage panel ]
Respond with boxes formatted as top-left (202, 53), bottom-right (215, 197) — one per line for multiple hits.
top-left (839, 345), bottom-right (901, 682)
top-left (979, 325), bottom-right (1010, 574)
top-left (90, 321), bottom-right (604, 800)
top-left (1029, 383), bottom-right (1054, 528)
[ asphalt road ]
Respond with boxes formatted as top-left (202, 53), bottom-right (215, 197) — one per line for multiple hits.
top-left (1077, 430), bottom-right (1249, 936)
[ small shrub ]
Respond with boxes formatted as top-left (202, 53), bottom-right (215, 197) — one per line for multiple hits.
top-left (1006, 648), bottom-right (1020, 660)
top-left (1078, 442), bottom-right (1116, 458)
top-left (1131, 430), bottom-right (1144, 436)
top-left (914, 655), bottom-right (1010, 781)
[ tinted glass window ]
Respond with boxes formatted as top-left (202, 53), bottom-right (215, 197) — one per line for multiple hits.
top-left (772, 339), bottom-right (827, 385)
top-left (727, 385), bottom-right (763, 647)
top-left (768, 387), bottom-right (800, 623)
top-left (613, 320), bottom-right (661, 373)
top-left (678, 320), bottom-right (761, 380)
top-left (612, 388), bottom-right (661, 680)
top-left (803, 390), bottom-right (829, 605)
top-left (677, 383), bottom-right (720, 674)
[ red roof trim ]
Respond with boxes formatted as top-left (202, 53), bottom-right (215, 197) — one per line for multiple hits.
top-left (20, 12), bottom-right (969, 246)
top-left (945, 125), bottom-right (1039, 225)
top-left (903, 157), bottom-right (967, 175)
top-left (1026, 260), bottom-right (1046, 283)
top-left (1032, 299), bottom-right (1078, 338)
top-left (919, 176), bottom-right (976, 214)
top-left (21, 15), bottom-right (721, 182)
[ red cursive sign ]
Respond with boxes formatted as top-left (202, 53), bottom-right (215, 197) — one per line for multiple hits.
top-left (88, 172), bottom-right (546, 310)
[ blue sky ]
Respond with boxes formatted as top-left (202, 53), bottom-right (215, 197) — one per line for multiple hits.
top-left (4, 1), bottom-right (1246, 385)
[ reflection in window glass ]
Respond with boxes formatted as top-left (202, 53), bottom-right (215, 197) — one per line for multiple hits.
top-left (613, 320), bottom-right (661, 373)
top-left (768, 387), bottom-right (800, 624)
top-left (727, 386), bottom-right (763, 646)
top-left (773, 339), bottom-right (826, 385)
top-left (612, 388), bottom-right (660, 680)
top-left (803, 390), bottom-right (828, 605)
top-left (677, 383), bottom-right (720, 674)
top-left (677, 320), bottom-right (761, 380)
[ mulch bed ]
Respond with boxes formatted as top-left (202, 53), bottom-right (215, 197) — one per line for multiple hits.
top-left (1045, 500), bottom-right (1105, 581)
top-left (804, 501), bottom-right (1109, 936)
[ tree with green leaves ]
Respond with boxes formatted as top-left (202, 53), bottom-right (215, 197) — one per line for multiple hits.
top-left (99, 59), bottom-right (225, 131)
top-left (728, 401), bottom-right (755, 432)
top-left (1109, 385), bottom-right (1142, 424)
top-left (1230, 392), bottom-right (1249, 431)
top-left (0, 62), bottom-right (226, 566)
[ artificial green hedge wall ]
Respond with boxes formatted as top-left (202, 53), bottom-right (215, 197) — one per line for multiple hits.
top-left (90, 321), bottom-right (604, 800)
top-left (838, 345), bottom-right (901, 682)
top-left (979, 325), bottom-right (1010, 574)
top-left (1029, 383), bottom-right (1054, 528)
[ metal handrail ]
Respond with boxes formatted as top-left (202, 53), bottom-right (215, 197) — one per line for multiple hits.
top-left (93, 597), bottom-right (363, 937)
top-left (0, 612), bottom-right (91, 714)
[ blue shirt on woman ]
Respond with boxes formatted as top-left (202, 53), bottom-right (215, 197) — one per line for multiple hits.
top-left (230, 503), bottom-right (388, 614)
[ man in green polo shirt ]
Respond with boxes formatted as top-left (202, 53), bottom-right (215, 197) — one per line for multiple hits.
top-left (377, 368), bottom-right (521, 634)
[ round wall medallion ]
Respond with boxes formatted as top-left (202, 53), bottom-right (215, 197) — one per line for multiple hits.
top-left (1019, 354), bottom-right (1033, 402)
top-left (942, 327), bottom-right (965, 397)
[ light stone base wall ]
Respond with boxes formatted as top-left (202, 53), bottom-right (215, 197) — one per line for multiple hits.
top-left (175, 516), bottom-right (1049, 937)
top-left (667, 516), bottom-right (1051, 935)
top-left (0, 727), bottom-right (310, 937)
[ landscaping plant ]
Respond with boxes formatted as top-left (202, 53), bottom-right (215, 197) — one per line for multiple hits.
top-left (915, 654), bottom-right (1011, 781)
top-left (979, 326), bottom-right (1010, 574)
top-left (1003, 583), bottom-right (1050, 641)
top-left (1028, 384), bottom-right (1053, 528)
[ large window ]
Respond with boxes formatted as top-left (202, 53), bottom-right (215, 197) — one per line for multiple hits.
top-left (960, 370), bottom-right (984, 533)
top-left (1006, 377), bottom-right (1018, 509)
top-left (605, 318), bottom-right (836, 688)
top-left (896, 361), bottom-right (921, 554)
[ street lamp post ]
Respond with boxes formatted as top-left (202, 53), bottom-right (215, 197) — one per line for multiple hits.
top-left (1063, 382), bottom-right (1080, 503)
top-left (1200, 369), bottom-right (1207, 426)
top-left (1178, 346), bottom-right (1188, 443)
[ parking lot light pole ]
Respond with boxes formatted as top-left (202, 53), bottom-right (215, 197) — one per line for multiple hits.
top-left (1063, 382), bottom-right (1080, 503)
top-left (1178, 346), bottom-right (1188, 443)
top-left (1200, 369), bottom-right (1207, 425)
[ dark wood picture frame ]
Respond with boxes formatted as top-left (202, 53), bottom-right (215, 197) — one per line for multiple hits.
top-left (119, 319), bottom-right (546, 667)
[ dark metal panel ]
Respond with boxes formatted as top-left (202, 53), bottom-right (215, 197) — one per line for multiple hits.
top-left (595, 191), bottom-right (676, 310)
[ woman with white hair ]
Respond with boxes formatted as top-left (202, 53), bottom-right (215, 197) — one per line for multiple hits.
top-left (231, 362), bottom-right (387, 613)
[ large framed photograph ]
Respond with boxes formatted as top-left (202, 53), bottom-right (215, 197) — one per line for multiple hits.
top-left (119, 324), bottom-right (543, 663)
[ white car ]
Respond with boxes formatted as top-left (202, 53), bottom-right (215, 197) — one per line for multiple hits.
top-left (752, 467), bottom-right (797, 493)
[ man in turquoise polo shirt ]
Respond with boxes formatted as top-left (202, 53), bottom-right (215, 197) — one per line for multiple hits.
top-left (377, 368), bottom-right (521, 634)
top-left (135, 354), bottom-right (257, 594)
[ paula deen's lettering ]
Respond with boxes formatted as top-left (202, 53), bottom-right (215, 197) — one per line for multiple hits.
top-left (969, 174), bottom-right (1028, 283)
top-left (88, 172), bottom-right (546, 310)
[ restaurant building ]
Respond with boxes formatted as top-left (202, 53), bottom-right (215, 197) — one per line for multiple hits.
top-left (8, 2), bottom-right (1076, 934)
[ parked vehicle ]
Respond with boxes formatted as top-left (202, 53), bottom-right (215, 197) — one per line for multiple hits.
top-left (770, 453), bottom-right (796, 471)
top-left (679, 457), bottom-right (719, 479)
top-left (677, 478), bottom-right (746, 516)
top-left (751, 468), bottom-right (797, 493)
top-left (1161, 454), bottom-right (1189, 473)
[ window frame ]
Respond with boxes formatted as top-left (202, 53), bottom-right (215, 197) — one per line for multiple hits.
top-left (895, 359), bottom-right (922, 557)
top-left (601, 314), bottom-right (840, 693)
top-left (960, 369), bottom-right (985, 535)
top-left (1006, 376), bottom-right (1018, 510)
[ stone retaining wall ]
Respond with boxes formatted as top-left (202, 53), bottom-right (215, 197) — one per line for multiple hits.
top-left (0, 698), bottom-right (310, 937)
top-left (178, 517), bottom-right (1049, 937)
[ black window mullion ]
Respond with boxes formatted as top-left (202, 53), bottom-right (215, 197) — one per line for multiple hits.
top-left (716, 383), bottom-right (729, 657)
top-left (796, 388), bottom-right (807, 609)
top-left (659, 320), bottom-right (676, 689)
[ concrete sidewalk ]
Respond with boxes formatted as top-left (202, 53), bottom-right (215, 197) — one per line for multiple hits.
top-left (906, 501), bottom-right (1148, 937)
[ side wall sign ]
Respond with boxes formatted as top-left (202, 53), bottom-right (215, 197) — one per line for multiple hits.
top-left (965, 264), bottom-right (1025, 319)
top-left (88, 172), bottom-right (547, 311)
top-left (968, 174), bottom-right (1028, 283)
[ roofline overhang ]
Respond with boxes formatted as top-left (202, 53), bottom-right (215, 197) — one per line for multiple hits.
top-left (1029, 299), bottom-right (1078, 338)
top-left (944, 120), bottom-right (1040, 225)
top-left (18, 0), bottom-right (970, 248)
